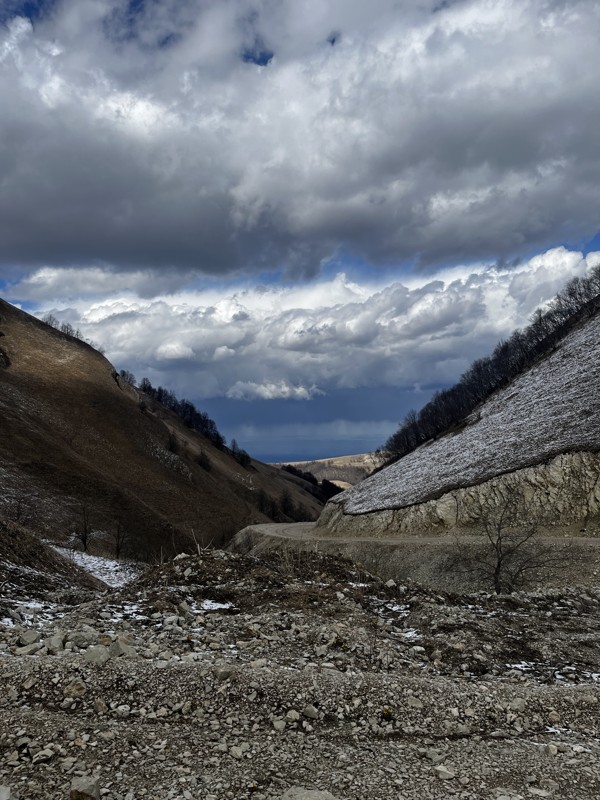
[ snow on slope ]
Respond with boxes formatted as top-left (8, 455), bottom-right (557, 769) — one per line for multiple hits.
top-left (336, 313), bottom-right (600, 515)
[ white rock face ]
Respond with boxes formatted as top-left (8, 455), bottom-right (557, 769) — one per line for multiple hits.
top-left (319, 451), bottom-right (600, 537)
top-left (319, 312), bottom-right (600, 536)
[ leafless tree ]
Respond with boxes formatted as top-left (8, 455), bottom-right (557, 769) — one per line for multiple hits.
top-left (110, 518), bottom-right (129, 559)
top-left (449, 496), bottom-right (562, 594)
top-left (73, 503), bottom-right (95, 553)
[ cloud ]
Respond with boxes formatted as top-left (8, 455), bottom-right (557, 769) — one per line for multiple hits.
top-left (18, 247), bottom-right (597, 402)
top-left (226, 381), bottom-right (323, 401)
top-left (1, 1), bottom-right (600, 278)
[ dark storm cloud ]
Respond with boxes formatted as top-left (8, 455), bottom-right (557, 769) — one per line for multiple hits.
top-left (1, 0), bottom-right (599, 279)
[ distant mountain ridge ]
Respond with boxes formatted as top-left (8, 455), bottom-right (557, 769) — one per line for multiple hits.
top-left (274, 452), bottom-right (383, 487)
top-left (0, 299), bottom-right (323, 558)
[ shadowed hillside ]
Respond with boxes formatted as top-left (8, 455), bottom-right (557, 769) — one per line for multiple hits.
top-left (0, 299), bottom-right (323, 558)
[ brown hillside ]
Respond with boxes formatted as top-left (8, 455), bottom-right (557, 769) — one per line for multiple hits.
top-left (0, 299), bottom-right (322, 558)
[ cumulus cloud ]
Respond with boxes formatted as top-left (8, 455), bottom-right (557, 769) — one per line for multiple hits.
top-left (18, 247), bottom-right (597, 402)
top-left (226, 381), bottom-right (323, 401)
top-left (1, 1), bottom-right (599, 278)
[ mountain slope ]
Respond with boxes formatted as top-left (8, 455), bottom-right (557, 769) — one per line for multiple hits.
top-left (0, 299), bottom-right (323, 557)
top-left (318, 311), bottom-right (600, 536)
top-left (274, 452), bottom-right (382, 487)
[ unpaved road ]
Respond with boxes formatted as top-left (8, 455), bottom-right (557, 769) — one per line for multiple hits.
top-left (235, 522), bottom-right (600, 547)
top-left (229, 523), bottom-right (600, 591)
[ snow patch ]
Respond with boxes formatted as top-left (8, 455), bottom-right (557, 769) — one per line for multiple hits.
top-left (53, 547), bottom-right (140, 588)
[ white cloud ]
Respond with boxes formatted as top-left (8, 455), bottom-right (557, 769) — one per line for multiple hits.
top-left (20, 247), bottom-right (597, 401)
top-left (226, 381), bottom-right (323, 401)
top-left (155, 341), bottom-right (195, 360)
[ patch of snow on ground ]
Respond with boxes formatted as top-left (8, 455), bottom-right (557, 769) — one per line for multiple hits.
top-left (108, 603), bottom-right (148, 622)
top-left (53, 547), bottom-right (140, 588)
top-left (199, 600), bottom-right (233, 611)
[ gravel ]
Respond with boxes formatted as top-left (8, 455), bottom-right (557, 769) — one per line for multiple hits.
top-left (0, 548), bottom-right (599, 799)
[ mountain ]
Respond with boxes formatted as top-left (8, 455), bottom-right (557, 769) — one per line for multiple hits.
top-left (274, 452), bottom-right (382, 488)
top-left (0, 299), bottom-right (323, 558)
top-left (318, 309), bottom-right (600, 538)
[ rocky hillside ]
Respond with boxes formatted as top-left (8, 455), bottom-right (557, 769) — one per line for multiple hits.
top-left (319, 311), bottom-right (600, 537)
top-left (1, 545), bottom-right (600, 799)
top-left (275, 453), bottom-right (382, 488)
top-left (0, 299), bottom-right (322, 557)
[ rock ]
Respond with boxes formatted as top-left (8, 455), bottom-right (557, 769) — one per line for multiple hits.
top-left (407, 695), bottom-right (423, 709)
top-left (64, 678), bottom-right (87, 698)
top-left (302, 704), bottom-right (319, 720)
top-left (70, 776), bottom-right (101, 800)
top-left (32, 748), bottom-right (54, 764)
top-left (69, 627), bottom-right (99, 649)
top-left (109, 637), bottom-right (137, 658)
top-left (281, 790), bottom-right (338, 800)
top-left (385, 579), bottom-right (396, 588)
top-left (509, 697), bottom-right (527, 712)
top-left (15, 643), bottom-right (43, 656)
top-left (19, 628), bottom-right (41, 646)
top-left (0, 786), bottom-right (19, 800)
top-left (45, 634), bottom-right (65, 654)
top-left (83, 645), bottom-right (110, 665)
top-left (215, 665), bottom-right (237, 681)
top-left (433, 765), bottom-right (455, 780)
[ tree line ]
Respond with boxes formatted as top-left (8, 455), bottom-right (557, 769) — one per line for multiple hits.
top-left (136, 376), bottom-right (227, 450)
top-left (385, 266), bottom-right (600, 461)
top-left (42, 313), bottom-right (105, 354)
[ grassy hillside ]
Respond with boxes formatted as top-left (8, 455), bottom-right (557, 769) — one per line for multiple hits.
top-left (0, 299), bottom-right (323, 557)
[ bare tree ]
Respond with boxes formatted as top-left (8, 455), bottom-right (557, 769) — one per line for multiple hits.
top-left (449, 496), bottom-right (562, 594)
top-left (73, 503), bottom-right (95, 553)
top-left (110, 518), bottom-right (129, 559)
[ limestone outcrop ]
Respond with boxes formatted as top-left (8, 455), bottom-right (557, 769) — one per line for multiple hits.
top-left (318, 450), bottom-right (600, 537)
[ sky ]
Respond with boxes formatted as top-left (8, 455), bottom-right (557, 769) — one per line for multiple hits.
top-left (1, 0), bottom-right (599, 461)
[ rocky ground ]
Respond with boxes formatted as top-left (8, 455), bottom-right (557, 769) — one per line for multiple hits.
top-left (1, 547), bottom-right (600, 799)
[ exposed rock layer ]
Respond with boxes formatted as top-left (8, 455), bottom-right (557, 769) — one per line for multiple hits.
top-left (320, 451), bottom-right (600, 537)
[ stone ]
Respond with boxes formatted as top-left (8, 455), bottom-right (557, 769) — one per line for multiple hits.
top-left (302, 704), bottom-right (319, 720)
top-left (69, 627), bottom-right (99, 649)
top-left (83, 645), bottom-right (110, 666)
top-left (109, 637), bottom-right (137, 658)
top-left (45, 634), bottom-right (65, 654)
top-left (70, 776), bottom-right (101, 800)
top-left (15, 643), bottom-right (43, 656)
top-left (0, 786), bottom-right (18, 800)
top-left (64, 678), bottom-right (87, 698)
top-left (281, 790), bottom-right (338, 800)
top-left (215, 665), bottom-right (236, 681)
top-left (509, 697), bottom-right (526, 712)
top-left (433, 765), bottom-right (455, 780)
top-left (19, 628), bottom-right (41, 646)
